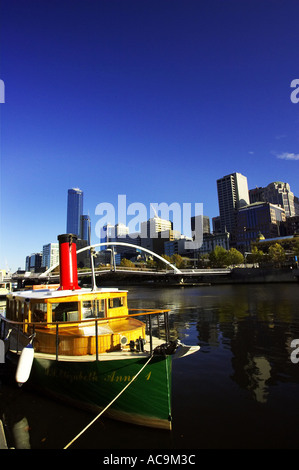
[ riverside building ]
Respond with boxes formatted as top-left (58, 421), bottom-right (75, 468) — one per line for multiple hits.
top-left (249, 182), bottom-right (296, 218)
top-left (217, 172), bottom-right (250, 246)
top-left (236, 202), bottom-right (286, 253)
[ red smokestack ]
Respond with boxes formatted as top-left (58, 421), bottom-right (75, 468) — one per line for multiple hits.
top-left (58, 234), bottom-right (80, 290)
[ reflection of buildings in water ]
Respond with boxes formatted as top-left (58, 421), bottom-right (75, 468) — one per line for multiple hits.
top-left (244, 355), bottom-right (271, 404)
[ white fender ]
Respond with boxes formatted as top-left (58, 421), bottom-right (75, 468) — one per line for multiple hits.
top-left (15, 344), bottom-right (34, 386)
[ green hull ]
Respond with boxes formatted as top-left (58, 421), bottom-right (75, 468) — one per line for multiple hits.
top-left (29, 354), bottom-right (172, 430)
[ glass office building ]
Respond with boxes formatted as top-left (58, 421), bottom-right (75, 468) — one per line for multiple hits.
top-left (67, 188), bottom-right (83, 237)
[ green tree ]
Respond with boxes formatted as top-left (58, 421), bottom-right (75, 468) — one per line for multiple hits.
top-left (209, 245), bottom-right (228, 267)
top-left (171, 254), bottom-right (185, 269)
top-left (120, 258), bottom-right (135, 268)
top-left (268, 243), bottom-right (286, 267)
top-left (248, 246), bottom-right (264, 265)
top-left (227, 248), bottom-right (244, 266)
top-left (146, 258), bottom-right (157, 269)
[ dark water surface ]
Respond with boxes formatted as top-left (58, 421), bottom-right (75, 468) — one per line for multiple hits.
top-left (1, 283), bottom-right (299, 449)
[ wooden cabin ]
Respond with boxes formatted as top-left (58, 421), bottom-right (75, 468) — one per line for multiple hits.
top-left (5, 287), bottom-right (146, 356)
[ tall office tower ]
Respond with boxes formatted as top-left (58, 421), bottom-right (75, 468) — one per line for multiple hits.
top-left (191, 215), bottom-right (209, 235)
top-left (140, 217), bottom-right (172, 239)
top-left (249, 182), bottom-right (296, 218)
top-left (217, 172), bottom-right (249, 244)
top-left (80, 214), bottom-right (91, 245)
top-left (42, 243), bottom-right (59, 270)
top-left (140, 217), bottom-right (173, 254)
top-left (67, 188), bottom-right (83, 237)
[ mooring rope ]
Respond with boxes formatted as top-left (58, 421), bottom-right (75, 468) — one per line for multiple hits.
top-left (63, 354), bottom-right (153, 449)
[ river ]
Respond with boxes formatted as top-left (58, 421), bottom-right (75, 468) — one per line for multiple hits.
top-left (1, 282), bottom-right (299, 449)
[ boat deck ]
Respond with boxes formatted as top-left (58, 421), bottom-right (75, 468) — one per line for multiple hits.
top-left (9, 334), bottom-right (164, 362)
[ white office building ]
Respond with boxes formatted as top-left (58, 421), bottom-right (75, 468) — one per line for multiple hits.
top-left (217, 172), bottom-right (249, 241)
top-left (42, 243), bottom-right (59, 270)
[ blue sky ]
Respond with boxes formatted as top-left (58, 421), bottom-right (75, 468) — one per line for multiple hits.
top-left (1, 0), bottom-right (299, 271)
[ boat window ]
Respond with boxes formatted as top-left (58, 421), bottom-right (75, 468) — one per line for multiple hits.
top-left (52, 302), bottom-right (79, 322)
top-left (6, 299), bottom-right (16, 320)
top-left (109, 297), bottom-right (124, 309)
top-left (15, 301), bottom-right (25, 321)
top-left (82, 299), bottom-right (105, 319)
top-left (32, 303), bottom-right (47, 323)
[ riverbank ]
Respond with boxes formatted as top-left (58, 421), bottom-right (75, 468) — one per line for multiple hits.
top-left (87, 267), bottom-right (299, 288)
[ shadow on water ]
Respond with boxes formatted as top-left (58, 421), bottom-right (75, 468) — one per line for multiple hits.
top-left (1, 283), bottom-right (299, 449)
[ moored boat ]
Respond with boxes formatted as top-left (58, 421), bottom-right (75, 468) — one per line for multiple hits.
top-left (0, 234), bottom-right (199, 430)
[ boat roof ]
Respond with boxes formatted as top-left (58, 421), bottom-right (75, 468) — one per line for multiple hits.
top-left (7, 287), bottom-right (128, 302)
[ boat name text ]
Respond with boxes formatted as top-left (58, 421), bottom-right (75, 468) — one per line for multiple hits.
top-left (104, 370), bottom-right (151, 382)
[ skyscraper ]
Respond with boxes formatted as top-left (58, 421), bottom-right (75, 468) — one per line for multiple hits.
top-left (42, 243), bottom-right (59, 270)
top-left (80, 214), bottom-right (91, 245)
top-left (67, 188), bottom-right (83, 237)
top-left (217, 172), bottom-right (249, 244)
top-left (249, 181), bottom-right (296, 217)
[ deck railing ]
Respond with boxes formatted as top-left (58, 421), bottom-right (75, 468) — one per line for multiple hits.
top-left (0, 309), bottom-right (171, 361)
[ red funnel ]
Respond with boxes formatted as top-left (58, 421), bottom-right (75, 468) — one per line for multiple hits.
top-left (58, 234), bottom-right (80, 290)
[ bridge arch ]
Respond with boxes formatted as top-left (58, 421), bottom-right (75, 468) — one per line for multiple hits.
top-left (41, 241), bottom-right (182, 277)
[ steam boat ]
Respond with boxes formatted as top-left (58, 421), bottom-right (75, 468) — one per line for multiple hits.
top-left (0, 234), bottom-right (199, 430)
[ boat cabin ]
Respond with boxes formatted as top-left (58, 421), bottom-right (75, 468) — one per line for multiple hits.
top-left (5, 287), bottom-right (146, 356)
top-left (6, 287), bottom-right (128, 326)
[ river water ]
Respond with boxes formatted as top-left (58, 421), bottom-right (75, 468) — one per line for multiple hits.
top-left (1, 282), bottom-right (299, 450)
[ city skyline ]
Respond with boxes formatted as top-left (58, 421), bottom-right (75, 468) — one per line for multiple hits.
top-left (13, 173), bottom-right (299, 272)
top-left (1, 1), bottom-right (299, 271)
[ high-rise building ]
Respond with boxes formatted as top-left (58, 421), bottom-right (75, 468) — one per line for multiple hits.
top-left (191, 215), bottom-right (210, 235)
top-left (217, 172), bottom-right (249, 244)
top-left (249, 182), bottom-right (296, 217)
top-left (42, 243), bottom-right (59, 270)
top-left (67, 188), bottom-right (83, 237)
top-left (236, 202), bottom-right (286, 253)
top-left (80, 214), bottom-right (91, 245)
top-left (25, 253), bottom-right (42, 272)
top-left (140, 217), bottom-right (172, 239)
top-left (140, 217), bottom-right (173, 253)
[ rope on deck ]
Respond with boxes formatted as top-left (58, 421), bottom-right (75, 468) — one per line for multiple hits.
top-left (63, 354), bottom-right (153, 449)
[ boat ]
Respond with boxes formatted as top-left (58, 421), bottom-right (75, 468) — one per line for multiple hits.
top-left (0, 234), bottom-right (199, 431)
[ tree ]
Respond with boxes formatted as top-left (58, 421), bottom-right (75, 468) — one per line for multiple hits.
top-left (146, 258), bottom-right (157, 270)
top-left (227, 248), bottom-right (244, 266)
top-left (248, 246), bottom-right (264, 266)
top-left (209, 245), bottom-right (228, 267)
top-left (171, 254), bottom-right (185, 269)
top-left (120, 258), bottom-right (135, 268)
top-left (152, 255), bottom-right (171, 270)
top-left (268, 243), bottom-right (286, 267)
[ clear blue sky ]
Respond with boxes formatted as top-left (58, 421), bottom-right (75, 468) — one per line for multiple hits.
top-left (1, 0), bottom-right (299, 272)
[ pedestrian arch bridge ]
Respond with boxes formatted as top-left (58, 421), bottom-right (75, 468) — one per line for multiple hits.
top-left (41, 241), bottom-right (183, 277)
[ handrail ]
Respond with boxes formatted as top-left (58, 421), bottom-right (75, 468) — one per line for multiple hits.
top-left (0, 308), bottom-right (172, 361)
top-left (0, 308), bottom-right (170, 328)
